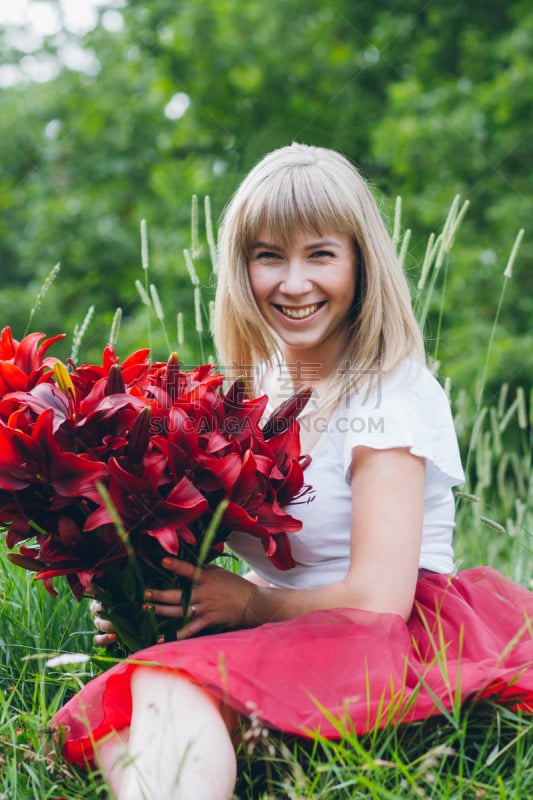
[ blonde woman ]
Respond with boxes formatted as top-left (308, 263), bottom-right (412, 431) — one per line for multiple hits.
top-left (54, 144), bottom-right (533, 799)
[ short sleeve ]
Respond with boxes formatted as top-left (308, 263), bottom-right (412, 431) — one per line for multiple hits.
top-left (339, 360), bottom-right (465, 488)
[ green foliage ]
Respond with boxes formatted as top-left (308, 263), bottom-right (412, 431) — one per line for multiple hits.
top-left (0, 0), bottom-right (531, 391)
top-left (371, 2), bottom-right (533, 389)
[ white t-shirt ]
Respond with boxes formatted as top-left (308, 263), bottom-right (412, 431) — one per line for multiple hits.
top-left (227, 359), bottom-right (465, 588)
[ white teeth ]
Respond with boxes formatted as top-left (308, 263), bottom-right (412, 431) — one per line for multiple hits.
top-left (280, 304), bottom-right (319, 319)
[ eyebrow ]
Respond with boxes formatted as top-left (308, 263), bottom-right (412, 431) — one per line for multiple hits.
top-left (251, 239), bottom-right (342, 251)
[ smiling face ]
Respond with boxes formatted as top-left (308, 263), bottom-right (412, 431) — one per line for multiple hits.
top-left (247, 229), bottom-right (357, 373)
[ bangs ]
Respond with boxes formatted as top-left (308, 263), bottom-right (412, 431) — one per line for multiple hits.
top-left (240, 166), bottom-right (355, 252)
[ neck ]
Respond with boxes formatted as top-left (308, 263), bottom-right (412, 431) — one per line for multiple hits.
top-left (279, 341), bottom-right (345, 392)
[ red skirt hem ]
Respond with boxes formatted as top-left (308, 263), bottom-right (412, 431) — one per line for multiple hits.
top-left (53, 567), bottom-right (533, 768)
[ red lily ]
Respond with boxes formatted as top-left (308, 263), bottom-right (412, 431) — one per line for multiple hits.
top-left (1, 335), bottom-right (313, 650)
top-left (69, 343), bottom-right (152, 394)
top-left (8, 519), bottom-right (128, 598)
top-left (84, 454), bottom-right (209, 555)
top-left (0, 411), bottom-right (106, 499)
top-left (221, 378), bottom-right (269, 445)
top-left (0, 327), bottom-right (64, 418)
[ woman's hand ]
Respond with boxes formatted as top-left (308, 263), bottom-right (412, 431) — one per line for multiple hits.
top-left (144, 558), bottom-right (258, 640)
top-left (89, 598), bottom-right (118, 648)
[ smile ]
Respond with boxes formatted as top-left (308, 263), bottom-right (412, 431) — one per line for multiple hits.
top-left (278, 303), bottom-right (323, 320)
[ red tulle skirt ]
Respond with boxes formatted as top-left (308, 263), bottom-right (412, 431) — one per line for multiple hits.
top-left (54, 567), bottom-right (533, 768)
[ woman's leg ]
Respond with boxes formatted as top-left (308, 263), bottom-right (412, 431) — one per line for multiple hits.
top-left (94, 727), bottom-right (130, 797)
top-left (96, 667), bottom-right (237, 800)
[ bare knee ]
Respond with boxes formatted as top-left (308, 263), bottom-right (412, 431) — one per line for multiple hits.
top-left (99, 668), bottom-right (237, 800)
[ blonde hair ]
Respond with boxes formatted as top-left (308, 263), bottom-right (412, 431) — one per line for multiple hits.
top-left (214, 143), bottom-right (424, 405)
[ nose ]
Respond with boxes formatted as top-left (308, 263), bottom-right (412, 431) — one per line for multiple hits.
top-left (279, 258), bottom-right (313, 295)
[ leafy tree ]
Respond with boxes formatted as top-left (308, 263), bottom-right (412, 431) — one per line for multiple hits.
top-left (0, 0), bottom-right (530, 395)
top-left (371, 0), bottom-right (533, 391)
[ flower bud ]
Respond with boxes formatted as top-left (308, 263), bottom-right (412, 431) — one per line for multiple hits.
top-left (127, 406), bottom-right (152, 464)
top-left (165, 352), bottom-right (182, 401)
top-left (106, 363), bottom-right (125, 395)
top-left (262, 385), bottom-right (313, 440)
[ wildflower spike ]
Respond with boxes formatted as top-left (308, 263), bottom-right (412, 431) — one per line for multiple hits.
top-left (177, 312), bottom-right (184, 346)
top-left (140, 219), bottom-right (149, 271)
top-left (503, 228), bottom-right (524, 279)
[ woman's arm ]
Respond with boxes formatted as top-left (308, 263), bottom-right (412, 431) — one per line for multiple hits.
top-left (151, 446), bottom-right (425, 639)
top-left (243, 570), bottom-right (271, 586)
top-left (246, 446), bottom-right (424, 624)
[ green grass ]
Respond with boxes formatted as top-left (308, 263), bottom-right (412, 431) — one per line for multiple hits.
top-left (3, 545), bottom-right (533, 800)
top-left (0, 203), bottom-right (532, 798)
top-left (235, 699), bottom-right (533, 799)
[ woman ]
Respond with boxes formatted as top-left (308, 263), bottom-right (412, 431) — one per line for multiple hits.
top-left (54, 144), bottom-right (533, 799)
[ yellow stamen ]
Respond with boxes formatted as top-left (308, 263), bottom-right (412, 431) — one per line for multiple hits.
top-left (54, 361), bottom-right (76, 400)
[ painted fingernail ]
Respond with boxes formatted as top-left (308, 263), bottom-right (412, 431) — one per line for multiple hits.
top-left (144, 590), bottom-right (153, 599)
top-left (162, 558), bottom-right (173, 567)
top-left (142, 603), bottom-right (155, 612)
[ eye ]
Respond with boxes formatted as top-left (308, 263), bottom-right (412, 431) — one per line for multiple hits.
top-left (255, 250), bottom-right (282, 261)
top-left (310, 250), bottom-right (335, 259)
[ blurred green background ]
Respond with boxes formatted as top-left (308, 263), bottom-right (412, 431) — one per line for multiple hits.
top-left (0, 0), bottom-right (531, 399)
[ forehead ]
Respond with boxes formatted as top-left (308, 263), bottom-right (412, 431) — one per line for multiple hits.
top-left (251, 228), bottom-right (353, 250)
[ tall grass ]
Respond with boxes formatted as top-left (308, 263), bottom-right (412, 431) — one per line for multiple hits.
top-left (0, 199), bottom-right (531, 799)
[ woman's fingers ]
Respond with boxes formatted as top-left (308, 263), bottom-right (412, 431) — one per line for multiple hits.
top-left (144, 600), bottom-right (186, 618)
top-left (94, 632), bottom-right (117, 647)
top-left (142, 558), bottom-right (203, 614)
top-left (89, 598), bottom-right (117, 647)
top-left (94, 614), bottom-right (115, 634)
top-left (142, 558), bottom-right (254, 639)
top-left (176, 607), bottom-right (213, 640)
top-left (161, 557), bottom-right (202, 581)
top-left (143, 588), bottom-right (183, 606)
top-left (144, 559), bottom-right (214, 630)
top-left (89, 598), bottom-right (104, 617)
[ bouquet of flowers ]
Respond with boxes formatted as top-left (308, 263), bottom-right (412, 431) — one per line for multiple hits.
top-left (0, 327), bottom-right (311, 654)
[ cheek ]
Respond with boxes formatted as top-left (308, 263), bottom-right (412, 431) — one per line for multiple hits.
top-left (330, 266), bottom-right (357, 304)
top-left (247, 266), bottom-right (268, 304)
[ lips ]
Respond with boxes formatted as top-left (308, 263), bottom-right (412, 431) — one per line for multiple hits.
top-left (277, 302), bottom-right (324, 320)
